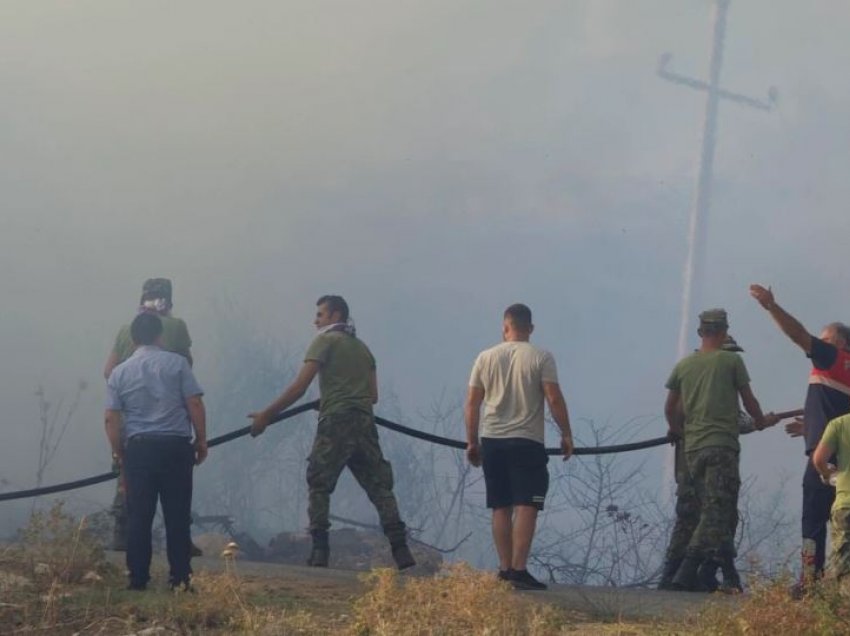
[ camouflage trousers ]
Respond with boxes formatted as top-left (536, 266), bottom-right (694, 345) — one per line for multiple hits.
top-left (663, 442), bottom-right (700, 565)
top-left (827, 508), bottom-right (850, 583)
top-left (306, 411), bottom-right (406, 545)
top-left (684, 447), bottom-right (740, 560)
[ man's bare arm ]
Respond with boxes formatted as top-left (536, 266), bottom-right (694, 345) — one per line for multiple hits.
top-left (103, 351), bottom-right (120, 381)
top-left (749, 284), bottom-right (813, 354)
top-left (739, 384), bottom-right (780, 430)
top-left (249, 361), bottom-right (320, 437)
top-left (664, 390), bottom-right (684, 439)
top-left (186, 395), bottom-right (207, 464)
top-left (105, 410), bottom-right (123, 459)
top-left (812, 440), bottom-right (835, 482)
top-left (464, 386), bottom-right (485, 466)
top-left (543, 382), bottom-right (574, 459)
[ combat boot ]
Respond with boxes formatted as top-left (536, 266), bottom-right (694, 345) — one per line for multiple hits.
top-left (719, 557), bottom-right (743, 593)
top-left (307, 530), bottom-right (329, 567)
top-left (658, 557), bottom-right (683, 590)
top-left (670, 556), bottom-right (701, 591)
top-left (391, 542), bottom-right (416, 570)
top-left (696, 559), bottom-right (720, 592)
top-left (383, 522), bottom-right (415, 570)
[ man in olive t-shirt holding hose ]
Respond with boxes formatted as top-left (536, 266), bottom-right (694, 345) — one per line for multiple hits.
top-left (249, 295), bottom-right (415, 570)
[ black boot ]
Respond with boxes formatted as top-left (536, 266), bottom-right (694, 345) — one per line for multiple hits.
top-left (696, 559), bottom-right (720, 593)
top-left (670, 556), bottom-right (701, 591)
top-left (384, 522), bottom-right (415, 570)
top-left (658, 557), bottom-right (683, 590)
top-left (719, 557), bottom-right (743, 593)
top-left (391, 542), bottom-right (416, 570)
top-left (307, 530), bottom-right (329, 567)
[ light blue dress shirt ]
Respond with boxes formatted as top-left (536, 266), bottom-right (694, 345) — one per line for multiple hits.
top-left (106, 346), bottom-right (203, 443)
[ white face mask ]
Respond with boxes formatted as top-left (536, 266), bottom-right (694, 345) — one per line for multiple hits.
top-left (141, 298), bottom-right (169, 313)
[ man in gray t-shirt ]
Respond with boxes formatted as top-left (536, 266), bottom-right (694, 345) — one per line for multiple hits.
top-left (465, 303), bottom-right (574, 591)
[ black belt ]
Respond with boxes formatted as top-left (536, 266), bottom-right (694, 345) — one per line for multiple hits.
top-left (128, 434), bottom-right (192, 443)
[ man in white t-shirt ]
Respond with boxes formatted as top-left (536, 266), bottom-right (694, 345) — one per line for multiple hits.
top-left (465, 303), bottom-right (574, 590)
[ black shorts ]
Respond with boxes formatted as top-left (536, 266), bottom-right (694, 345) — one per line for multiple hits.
top-left (481, 437), bottom-right (549, 510)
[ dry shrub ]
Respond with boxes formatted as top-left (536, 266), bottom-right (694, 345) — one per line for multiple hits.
top-left (154, 569), bottom-right (331, 634)
top-left (694, 575), bottom-right (850, 636)
top-left (349, 563), bottom-right (570, 636)
top-left (17, 500), bottom-right (108, 586)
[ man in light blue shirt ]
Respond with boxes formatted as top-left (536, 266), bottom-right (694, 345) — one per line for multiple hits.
top-left (105, 313), bottom-right (207, 591)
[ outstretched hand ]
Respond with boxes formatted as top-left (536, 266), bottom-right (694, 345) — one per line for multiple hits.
top-left (749, 284), bottom-right (775, 310)
top-left (785, 417), bottom-right (805, 438)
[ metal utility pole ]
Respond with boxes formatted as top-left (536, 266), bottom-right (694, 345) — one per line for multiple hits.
top-left (658, 0), bottom-right (776, 358)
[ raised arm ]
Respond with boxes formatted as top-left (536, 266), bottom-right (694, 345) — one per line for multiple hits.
top-left (543, 382), bottom-right (574, 460)
top-left (249, 361), bottom-right (320, 437)
top-left (749, 284), bottom-right (813, 354)
top-left (464, 386), bottom-right (485, 467)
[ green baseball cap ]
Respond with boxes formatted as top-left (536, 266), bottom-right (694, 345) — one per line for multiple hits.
top-left (141, 278), bottom-right (172, 302)
top-left (699, 308), bottom-right (729, 329)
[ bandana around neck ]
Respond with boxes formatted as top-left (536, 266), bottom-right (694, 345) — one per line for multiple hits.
top-left (138, 298), bottom-right (171, 316)
top-left (319, 321), bottom-right (356, 337)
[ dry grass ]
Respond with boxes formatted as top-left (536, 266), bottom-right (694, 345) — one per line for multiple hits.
top-left (348, 563), bottom-right (577, 636)
top-left (691, 575), bottom-right (850, 636)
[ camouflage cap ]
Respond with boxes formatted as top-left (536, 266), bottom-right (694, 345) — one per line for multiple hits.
top-left (141, 278), bottom-right (172, 302)
top-left (699, 308), bottom-right (728, 329)
top-left (721, 334), bottom-right (744, 352)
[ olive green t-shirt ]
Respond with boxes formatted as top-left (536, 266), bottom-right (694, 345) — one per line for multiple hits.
top-left (304, 331), bottom-right (376, 417)
top-left (666, 350), bottom-right (750, 454)
top-left (112, 315), bottom-right (192, 363)
top-left (820, 414), bottom-right (850, 510)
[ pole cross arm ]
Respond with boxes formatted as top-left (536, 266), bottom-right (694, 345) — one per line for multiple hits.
top-left (657, 53), bottom-right (778, 111)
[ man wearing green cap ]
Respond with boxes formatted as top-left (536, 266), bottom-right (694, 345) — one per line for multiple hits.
top-left (664, 309), bottom-right (778, 591)
top-left (103, 278), bottom-right (194, 552)
top-left (659, 334), bottom-right (777, 592)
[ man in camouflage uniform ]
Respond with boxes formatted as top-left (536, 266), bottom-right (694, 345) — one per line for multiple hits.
top-left (663, 310), bottom-right (778, 591)
top-left (103, 278), bottom-right (194, 552)
top-left (249, 295), bottom-right (415, 570)
top-left (659, 334), bottom-right (779, 592)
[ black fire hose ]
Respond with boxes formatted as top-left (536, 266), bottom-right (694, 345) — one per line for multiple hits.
top-left (0, 400), bottom-right (670, 503)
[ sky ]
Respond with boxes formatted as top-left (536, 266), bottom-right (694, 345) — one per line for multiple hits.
top-left (1, 1), bottom-right (849, 536)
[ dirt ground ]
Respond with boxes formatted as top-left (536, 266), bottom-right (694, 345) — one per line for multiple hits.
top-left (106, 551), bottom-right (739, 623)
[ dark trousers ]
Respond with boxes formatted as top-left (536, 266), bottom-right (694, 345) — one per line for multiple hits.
top-left (802, 457), bottom-right (835, 579)
top-left (124, 435), bottom-right (194, 587)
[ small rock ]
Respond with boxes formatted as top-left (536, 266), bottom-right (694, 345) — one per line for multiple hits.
top-left (82, 571), bottom-right (103, 584)
top-left (34, 562), bottom-right (51, 576)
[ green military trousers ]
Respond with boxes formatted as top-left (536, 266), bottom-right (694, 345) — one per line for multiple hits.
top-left (684, 446), bottom-right (740, 561)
top-left (306, 410), bottom-right (406, 544)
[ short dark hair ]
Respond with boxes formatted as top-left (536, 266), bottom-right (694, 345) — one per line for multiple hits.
top-left (317, 295), bottom-right (349, 322)
top-left (130, 313), bottom-right (163, 346)
top-left (504, 303), bottom-right (533, 332)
